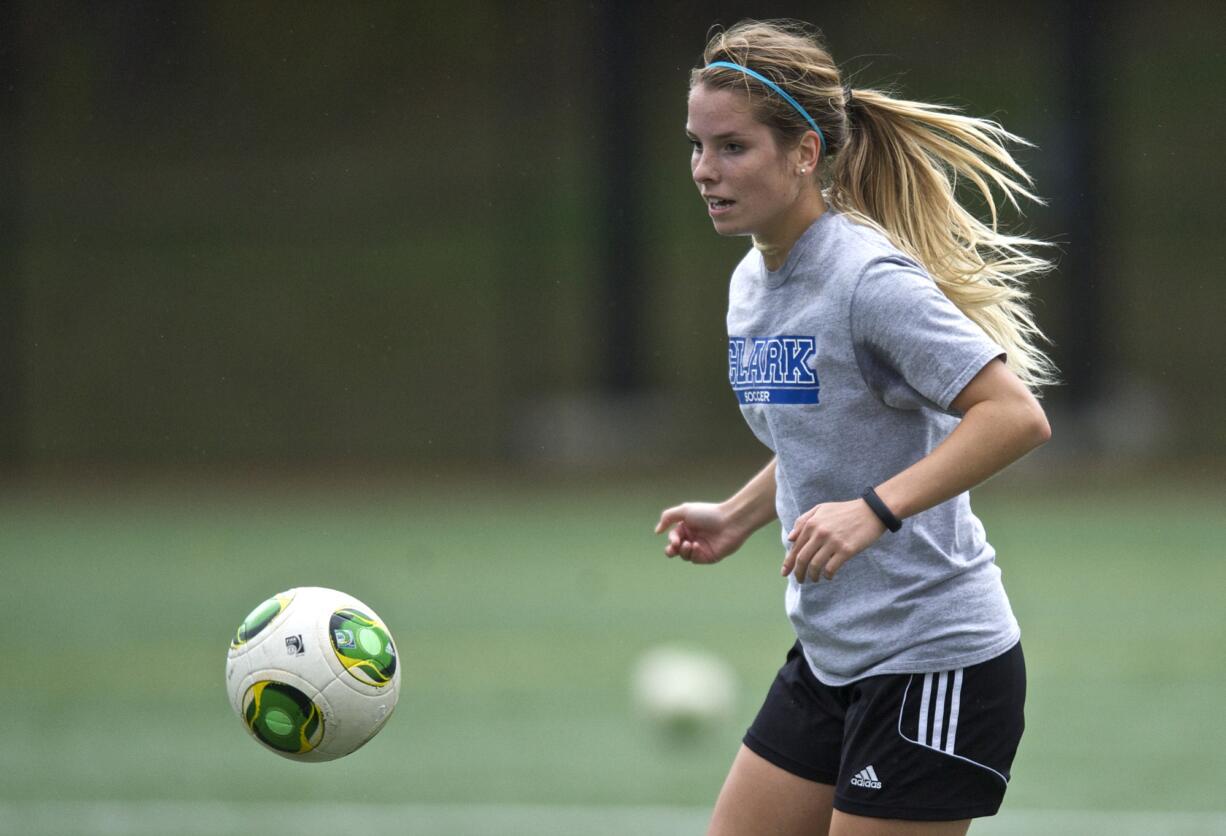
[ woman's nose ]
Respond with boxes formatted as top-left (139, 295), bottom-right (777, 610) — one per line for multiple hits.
top-left (692, 151), bottom-right (716, 184)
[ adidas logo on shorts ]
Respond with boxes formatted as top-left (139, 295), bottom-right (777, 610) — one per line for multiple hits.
top-left (850, 765), bottom-right (883, 789)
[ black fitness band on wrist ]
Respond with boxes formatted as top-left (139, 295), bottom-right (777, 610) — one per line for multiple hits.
top-left (862, 487), bottom-right (902, 532)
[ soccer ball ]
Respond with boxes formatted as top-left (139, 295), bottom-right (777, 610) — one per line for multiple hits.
top-left (631, 644), bottom-right (737, 738)
top-left (225, 586), bottom-right (401, 761)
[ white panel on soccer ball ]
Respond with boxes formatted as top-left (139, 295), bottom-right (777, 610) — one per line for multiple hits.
top-left (318, 676), bottom-right (396, 758)
top-left (224, 650), bottom-right (250, 716)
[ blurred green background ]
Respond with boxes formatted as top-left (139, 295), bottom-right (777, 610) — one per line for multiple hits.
top-left (2, 1), bottom-right (1225, 834)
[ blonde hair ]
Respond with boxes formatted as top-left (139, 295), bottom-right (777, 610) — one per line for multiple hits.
top-left (692, 20), bottom-right (1057, 392)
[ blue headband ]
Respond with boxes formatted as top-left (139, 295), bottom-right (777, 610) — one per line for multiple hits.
top-left (705, 60), bottom-right (827, 155)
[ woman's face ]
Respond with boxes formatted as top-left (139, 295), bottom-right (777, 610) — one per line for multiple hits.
top-left (686, 84), bottom-right (805, 240)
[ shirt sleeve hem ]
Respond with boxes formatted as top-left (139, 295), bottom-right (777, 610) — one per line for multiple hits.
top-left (936, 347), bottom-right (1006, 411)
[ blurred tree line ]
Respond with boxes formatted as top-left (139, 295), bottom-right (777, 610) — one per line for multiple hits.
top-left (2, 1), bottom-right (1222, 470)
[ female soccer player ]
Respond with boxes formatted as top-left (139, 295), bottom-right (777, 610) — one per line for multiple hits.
top-left (655, 20), bottom-right (1054, 836)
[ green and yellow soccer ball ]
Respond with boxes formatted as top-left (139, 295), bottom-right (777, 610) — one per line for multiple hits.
top-left (225, 587), bottom-right (401, 762)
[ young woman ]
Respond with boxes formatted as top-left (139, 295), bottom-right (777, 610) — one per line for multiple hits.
top-left (655, 20), bottom-right (1054, 836)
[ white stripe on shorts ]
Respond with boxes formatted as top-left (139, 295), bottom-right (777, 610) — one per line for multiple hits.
top-left (932, 672), bottom-right (948, 749)
top-left (945, 668), bottom-right (964, 753)
top-left (917, 673), bottom-right (933, 745)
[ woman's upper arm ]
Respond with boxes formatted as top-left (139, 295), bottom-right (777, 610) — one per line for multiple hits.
top-left (951, 357), bottom-right (1052, 442)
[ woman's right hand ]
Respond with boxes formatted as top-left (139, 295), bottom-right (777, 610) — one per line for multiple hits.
top-left (654, 502), bottom-right (749, 565)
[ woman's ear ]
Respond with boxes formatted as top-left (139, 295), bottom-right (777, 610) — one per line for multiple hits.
top-left (797, 130), bottom-right (822, 172)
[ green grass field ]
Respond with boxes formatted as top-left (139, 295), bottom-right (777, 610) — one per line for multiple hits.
top-left (1, 471), bottom-right (1223, 835)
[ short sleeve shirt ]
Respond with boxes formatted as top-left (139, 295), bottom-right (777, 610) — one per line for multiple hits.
top-left (726, 209), bottom-right (1019, 685)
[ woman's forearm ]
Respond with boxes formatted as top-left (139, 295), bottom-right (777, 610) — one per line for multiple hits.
top-left (720, 457), bottom-right (779, 534)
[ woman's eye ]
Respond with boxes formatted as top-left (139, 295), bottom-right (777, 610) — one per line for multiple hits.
top-left (725, 143), bottom-right (742, 153)
top-left (689, 139), bottom-right (702, 151)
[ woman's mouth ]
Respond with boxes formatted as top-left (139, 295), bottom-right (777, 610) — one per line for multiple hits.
top-left (707, 197), bottom-right (736, 216)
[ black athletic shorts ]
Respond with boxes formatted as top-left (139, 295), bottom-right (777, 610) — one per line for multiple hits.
top-left (743, 641), bottom-right (1025, 821)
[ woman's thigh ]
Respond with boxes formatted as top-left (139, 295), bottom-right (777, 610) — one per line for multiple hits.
top-left (707, 744), bottom-right (835, 836)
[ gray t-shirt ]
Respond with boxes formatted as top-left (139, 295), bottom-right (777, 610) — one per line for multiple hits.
top-left (726, 209), bottom-right (1020, 685)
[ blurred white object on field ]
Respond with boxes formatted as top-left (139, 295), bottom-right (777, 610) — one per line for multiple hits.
top-left (631, 645), bottom-right (738, 736)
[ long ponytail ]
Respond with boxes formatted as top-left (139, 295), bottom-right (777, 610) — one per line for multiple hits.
top-left (830, 89), bottom-right (1057, 390)
top-left (695, 20), bottom-right (1058, 391)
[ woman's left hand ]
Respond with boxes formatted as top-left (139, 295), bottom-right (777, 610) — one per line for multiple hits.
top-left (782, 498), bottom-right (887, 583)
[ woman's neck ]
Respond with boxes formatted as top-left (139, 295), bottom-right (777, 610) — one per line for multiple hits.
top-left (753, 191), bottom-right (827, 271)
